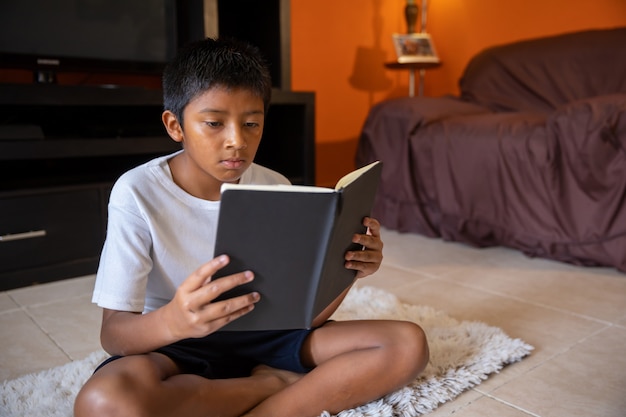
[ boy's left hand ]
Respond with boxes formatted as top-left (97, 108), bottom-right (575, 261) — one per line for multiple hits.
top-left (345, 216), bottom-right (383, 279)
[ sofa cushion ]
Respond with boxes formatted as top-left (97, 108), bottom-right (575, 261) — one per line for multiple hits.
top-left (459, 28), bottom-right (626, 113)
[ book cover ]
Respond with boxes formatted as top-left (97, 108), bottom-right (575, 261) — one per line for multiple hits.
top-left (212, 161), bottom-right (382, 331)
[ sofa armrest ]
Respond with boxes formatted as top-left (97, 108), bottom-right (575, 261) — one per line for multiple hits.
top-left (550, 94), bottom-right (626, 151)
top-left (367, 96), bottom-right (488, 131)
top-left (549, 94), bottom-right (626, 189)
top-left (356, 96), bottom-right (488, 169)
top-left (362, 96), bottom-right (489, 147)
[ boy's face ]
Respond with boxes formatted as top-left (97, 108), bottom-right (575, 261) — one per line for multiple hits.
top-left (163, 86), bottom-right (265, 200)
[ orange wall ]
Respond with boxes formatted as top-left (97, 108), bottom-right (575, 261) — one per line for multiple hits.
top-left (291, 0), bottom-right (626, 186)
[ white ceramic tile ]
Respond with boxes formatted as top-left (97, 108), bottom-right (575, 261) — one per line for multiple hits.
top-left (440, 265), bottom-right (626, 323)
top-left (8, 274), bottom-right (95, 307)
top-left (434, 395), bottom-right (534, 417)
top-left (0, 310), bottom-right (69, 381)
top-left (377, 277), bottom-right (606, 393)
top-left (0, 292), bottom-right (19, 313)
top-left (491, 325), bottom-right (626, 417)
top-left (27, 293), bottom-right (102, 360)
top-left (425, 389), bottom-right (483, 417)
top-left (482, 245), bottom-right (592, 272)
top-left (387, 279), bottom-right (604, 351)
top-left (356, 263), bottom-right (432, 292)
top-left (379, 229), bottom-right (496, 276)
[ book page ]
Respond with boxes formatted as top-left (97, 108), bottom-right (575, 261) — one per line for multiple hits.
top-left (335, 161), bottom-right (381, 190)
top-left (221, 183), bottom-right (334, 193)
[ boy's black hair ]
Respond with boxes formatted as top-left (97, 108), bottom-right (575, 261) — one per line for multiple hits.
top-left (162, 37), bottom-right (272, 126)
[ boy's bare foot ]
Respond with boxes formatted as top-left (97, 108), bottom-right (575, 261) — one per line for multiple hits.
top-left (251, 364), bottom-right (303, 388)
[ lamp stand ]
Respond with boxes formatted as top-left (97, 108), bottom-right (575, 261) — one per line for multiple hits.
top-left (405, 0), bottom-right (418, 33)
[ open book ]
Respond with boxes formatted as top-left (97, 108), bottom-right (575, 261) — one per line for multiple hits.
top-left (212, 160), bottom-right (382, 331)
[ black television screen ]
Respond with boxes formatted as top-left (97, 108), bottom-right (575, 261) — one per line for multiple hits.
top-left (0, 0), bottom-right (179, 77)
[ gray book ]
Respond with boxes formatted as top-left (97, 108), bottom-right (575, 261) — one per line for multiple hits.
top-left (212, 160), bottom-right (382, 331)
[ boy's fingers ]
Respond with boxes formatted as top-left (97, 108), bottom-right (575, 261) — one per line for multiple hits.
top-left (179, 255), bottom-right (229, 293)
top-left (351, 232), bottom-right (383, 254)
top-left (194, 270), bottom-right (256, 306)
top-left (363, 217), bottom-right (381, 236)
top-left (204, 292), bottom-right (259, 323)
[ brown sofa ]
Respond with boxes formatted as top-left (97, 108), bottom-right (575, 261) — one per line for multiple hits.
top-left (356, 27), bottom-right (626, 271)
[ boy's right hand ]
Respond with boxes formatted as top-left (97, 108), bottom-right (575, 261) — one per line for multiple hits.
top-left (163, 255), bottom-right (260, 340)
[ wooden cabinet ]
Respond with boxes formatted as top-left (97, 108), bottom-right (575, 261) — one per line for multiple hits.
top-left (0, 83), bottom-right (314, 290)
top-left (0, 187), bottom-right (105, 288)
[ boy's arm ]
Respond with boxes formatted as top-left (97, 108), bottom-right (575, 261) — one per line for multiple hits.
top-left (311, 217), bottom-right (384, 327)
top-left (99, 255), bottom-right (260, 356)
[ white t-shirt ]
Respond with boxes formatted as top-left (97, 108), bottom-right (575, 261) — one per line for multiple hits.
top-left (92, 151), bottom-right (290, 313)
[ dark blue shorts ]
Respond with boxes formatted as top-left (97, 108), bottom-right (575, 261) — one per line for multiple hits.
top-left (95, 328), bottom-right (316, 379)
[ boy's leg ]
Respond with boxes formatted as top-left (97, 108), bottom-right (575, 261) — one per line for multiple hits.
top-left (245, 320), bottom-right (429, 417)
top-left (74, 352), bottom-right (301, 417)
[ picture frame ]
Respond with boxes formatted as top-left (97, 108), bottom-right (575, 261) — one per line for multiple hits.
top-left (392, 33), bottom-right (439, 63)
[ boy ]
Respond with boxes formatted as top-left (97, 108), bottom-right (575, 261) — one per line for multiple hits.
top-left (74, 37), bottom-right (429, 417)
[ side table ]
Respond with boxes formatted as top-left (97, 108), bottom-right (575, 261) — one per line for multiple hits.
top-left (384, 61), bottom-right (441, 97)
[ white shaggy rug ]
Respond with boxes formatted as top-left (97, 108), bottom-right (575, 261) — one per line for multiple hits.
top-left (1, 286), bottom-right (533, 417)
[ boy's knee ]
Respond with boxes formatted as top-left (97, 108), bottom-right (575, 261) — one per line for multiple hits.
top-left (74, 372), bottom-right (145, 417)
top-left (390, 321), bottom-right (429, 380)
top-left (75, 379), bottom-right (114, 417)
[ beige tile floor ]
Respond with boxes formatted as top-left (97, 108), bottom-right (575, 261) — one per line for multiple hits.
top-left (1, 227), bottom-right (626, 416)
